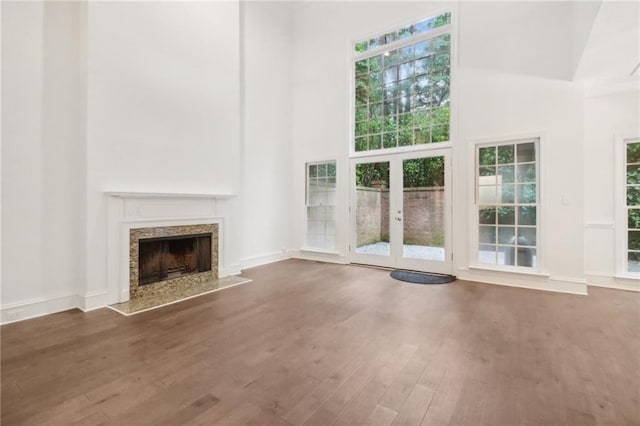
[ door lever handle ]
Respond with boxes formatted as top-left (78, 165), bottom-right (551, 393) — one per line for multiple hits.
top-left (395, 217), bottom-right (402, 221)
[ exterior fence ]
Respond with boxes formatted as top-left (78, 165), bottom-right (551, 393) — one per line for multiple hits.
top-left (356, 187), bottom-right (444, 247)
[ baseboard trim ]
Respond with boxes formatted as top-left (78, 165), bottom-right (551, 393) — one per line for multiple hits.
top-left (240, 251), bottom-right (292, 270)
top-left (80, 291), bottom-right (109, 312)
top-left (457, 269), bottom-right (588, 295)
top-left (220, 264), bottom-right (242, 277)
top-left (586, 274), bottom-right (640, 292)
top-left (1, 294), bottom-right (82, 325)
top-left (291, 250), bottom-right (348, 264)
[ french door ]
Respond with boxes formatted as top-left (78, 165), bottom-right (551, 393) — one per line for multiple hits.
top-left (350, 149), bottom-right (452, 274)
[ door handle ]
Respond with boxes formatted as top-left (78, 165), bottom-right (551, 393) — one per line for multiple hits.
top-left (395, 217), bottom-right (402, 221)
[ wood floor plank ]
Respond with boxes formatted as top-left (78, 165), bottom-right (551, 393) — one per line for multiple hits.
top-left (392, 384), bottom-right (435, 426)
top-left (1, 259), bottom-right (638, 425)
top-left (367, 404), bottom-right (398, 426)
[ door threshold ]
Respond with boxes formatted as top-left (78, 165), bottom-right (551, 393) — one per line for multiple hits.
top-left (349, 262), bottom-right (395, 271)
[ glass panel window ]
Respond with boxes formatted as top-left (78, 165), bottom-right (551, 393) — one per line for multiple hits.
top-left (355, 162), bottom-right (390, 256)
top-left (353, 13), bottom-right (452, 152)
top-left (306, 161), bottom-right (337, 250)
top-left (626, 140), bottom-right (640, 272)
top-left (354, 13), bottom-right (451, 54)
top-left (476, 139), bottom-right (539, 269)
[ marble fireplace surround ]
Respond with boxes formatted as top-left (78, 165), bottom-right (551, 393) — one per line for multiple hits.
top-left (106, 192), bottom-right (237, 304)
top-left (129, 223), bottom-right (218, 301)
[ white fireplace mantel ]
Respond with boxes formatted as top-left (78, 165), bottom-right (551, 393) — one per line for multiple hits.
top-left (105, 191), bottom-right (240, 304)
top-left (105, 191), bottom-right (236, 200)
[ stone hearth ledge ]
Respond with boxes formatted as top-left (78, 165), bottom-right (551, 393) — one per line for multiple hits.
top-left (108, 275), bottom-right (252, 315)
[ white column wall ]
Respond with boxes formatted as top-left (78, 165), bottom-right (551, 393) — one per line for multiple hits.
top-left (84, 2), bottom-right (242, 306)
top-left (584, 90), bottom-right (640, 290)
top-left (1, 2), bottom-right (87, 322)
top-left (240, 2), bottom-right (295, 268)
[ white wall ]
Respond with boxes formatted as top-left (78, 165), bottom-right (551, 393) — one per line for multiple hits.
top-left (291, 2), bottom-right (449, 262)
top-left (84, 1), bottom-right (241, 305)
top-left (578, 0), bottom-right (640, 290)
top-left (240, 2), bottom-right (294, 267)
top-left (459, 1), bottom-right (577, 80)
top-left (584, 91), bottom-right (640, 288)
top-left (291, 1), bottom-right (588, 292)
top-left (1, 2), bottom-right (86, 322)
top-left (456, 68), bottom-right (585, 287)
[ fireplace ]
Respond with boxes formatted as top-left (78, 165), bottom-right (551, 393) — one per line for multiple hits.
top-left (138, 233), bottom-right (212, 285)
top-left (129, 223), bottom-right (218, 300)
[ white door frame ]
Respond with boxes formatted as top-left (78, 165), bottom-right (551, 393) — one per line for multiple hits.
top-left (349, 148), bottom-right (452, 274)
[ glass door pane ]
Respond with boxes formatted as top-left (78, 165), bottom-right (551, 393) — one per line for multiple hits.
top-left (402, 156), bottom-right (445, 261)
top-left (355, 162), bottom-right (391, 256)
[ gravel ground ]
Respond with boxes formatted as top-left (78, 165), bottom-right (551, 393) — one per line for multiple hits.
top-left (355, 242), bottom-right (445, 261)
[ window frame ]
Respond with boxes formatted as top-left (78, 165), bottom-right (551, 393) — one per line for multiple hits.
top-left (349, 9), bottom-right (455, 158)
top-left (303, 159), bottom-right (338, 253)
top-left (616, 135), bottom-right (640, 278)
top-left (472, 137), bottom-right (542, 273)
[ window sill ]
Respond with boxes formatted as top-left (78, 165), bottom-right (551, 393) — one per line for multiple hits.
top-left (300, 247), bottom-right (341, 255)
top-left (614, 274), bottom-right (640, 281)
top-left (468, 264), bottom-right (550, 278)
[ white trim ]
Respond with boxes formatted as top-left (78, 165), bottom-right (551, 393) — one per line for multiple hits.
top-left (220, 264), bottom-right (242, 277)
top-left (586, 273), bottom-right (640, 292)
top-left (615, 134), bottom-right (640, 277)
top-left (457, 269), bottom-right (587, 295)
top-left (105, 192), bottom-right (236, 200)
top-left (353, 25), bottom-right (452, 62)
top-left (348, 149), bottom-right (453, 274)
top-left (350, 142), bottom-right (453, 159)
top-left (292, 250), bottom-right (348, 265)
top-left (468, 264), bottom-right (549, 277)
top-left (350, 7), bottom-right (452, 57)
top-left (584, 222), bottom-right (615, 229)
top-left (304, 159), bottom-right (338, 252)
top-left (300, 247), bottom-right (341, 255)
top-left (349, 8), bottom-right (456, 158)
top-left (469, 132), bottom-right (546, 274)
top-left (240, 250), bottom-right (292, 270)
top-left (79, 291), bottom-right (109, 312)
top-left (1, 294), bottom-right (82, 325)
top-left (615, 134), bottom-right (625, 276)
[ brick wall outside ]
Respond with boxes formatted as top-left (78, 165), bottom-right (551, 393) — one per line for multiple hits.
top-left (356, 187), bottom-right (444, 247)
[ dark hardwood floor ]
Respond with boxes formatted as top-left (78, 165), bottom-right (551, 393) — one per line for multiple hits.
top-left (2, 259), bottom-right (639, 425)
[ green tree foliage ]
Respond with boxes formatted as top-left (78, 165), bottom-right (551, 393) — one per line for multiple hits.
top-left (403, 158), bottom-right (444, 187)
top-left (355, 158), bottom-right (444, 189)
top-left (356, 162), bottom-right (389, 187)
top-left (355, 33), bottom-right (451, 151)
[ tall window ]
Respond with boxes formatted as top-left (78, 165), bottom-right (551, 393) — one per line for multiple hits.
top-left (353, 12), bottom-right (451, 153)
top-left (476, 140), bottom-right (538, 269)
top-left (625, 140), bottom-right (640, 272)
top-left (306, 161), bottom-right (337, 250)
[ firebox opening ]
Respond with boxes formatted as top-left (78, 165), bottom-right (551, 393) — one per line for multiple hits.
top-left (138, 233), bottom-right (212, 286)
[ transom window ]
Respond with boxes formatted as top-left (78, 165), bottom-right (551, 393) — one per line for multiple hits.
top-left (476, 140), bottom-right (538, 269)
top-left (353, 12), bottom-right (451, 153)
top-left (625, 140), bottom-right (640, 272)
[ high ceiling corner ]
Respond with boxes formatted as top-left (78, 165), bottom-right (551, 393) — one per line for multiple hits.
top-left (573, 0), bottom-right (640, 87)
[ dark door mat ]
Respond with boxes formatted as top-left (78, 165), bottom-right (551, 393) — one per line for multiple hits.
top-left (390, 269), bottom-right (456, 284)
